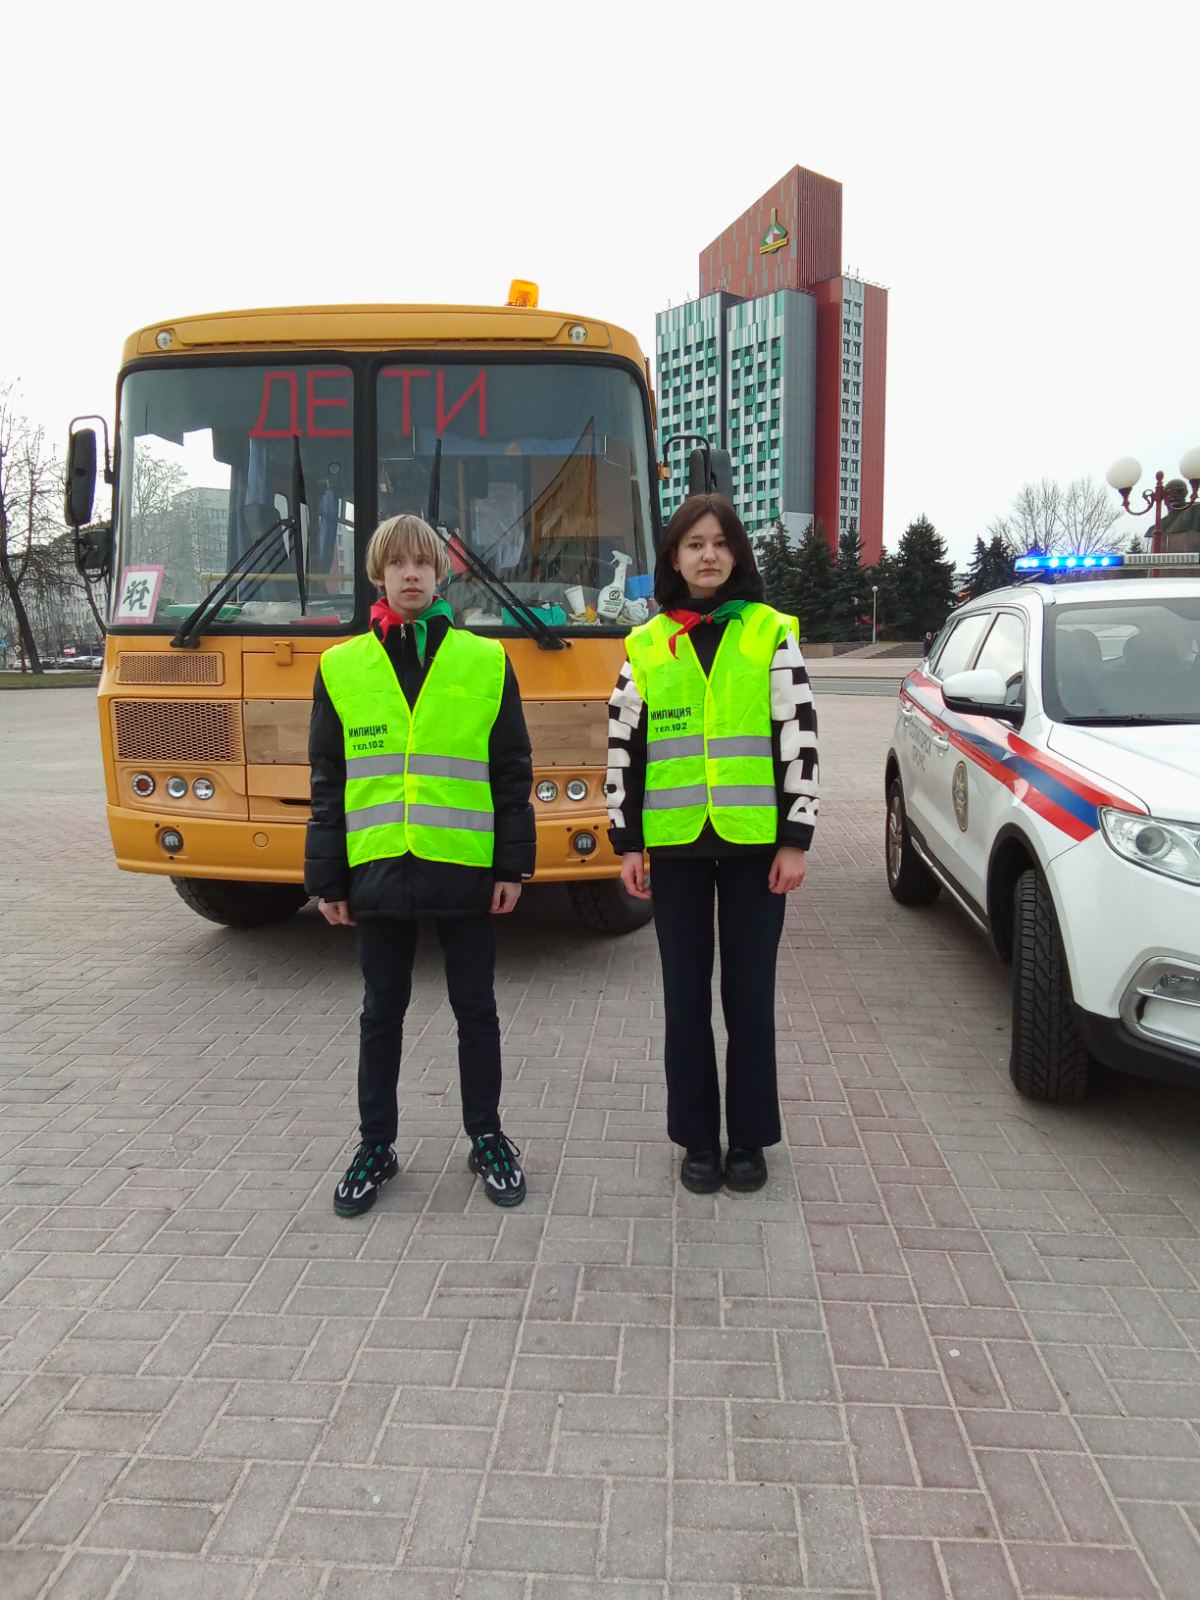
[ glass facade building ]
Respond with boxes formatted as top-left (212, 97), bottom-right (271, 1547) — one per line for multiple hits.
top-left (657, 165), bottom-right (887, 562)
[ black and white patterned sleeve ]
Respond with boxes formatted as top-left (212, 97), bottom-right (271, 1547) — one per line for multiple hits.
top-left (771, 628), bottom-right (819, 850)
top-left (604, 659), bottom-right (648, 854)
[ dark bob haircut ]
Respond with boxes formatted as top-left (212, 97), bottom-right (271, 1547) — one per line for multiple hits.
top-left (653, 493), bottom-right (765, 609)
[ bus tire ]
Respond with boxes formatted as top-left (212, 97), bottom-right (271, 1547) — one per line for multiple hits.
top-left (170, 876), bottom-right (310, 929)
top-left (566, 878), bottom-right (654, 936)
top-left (1009, 868), bottom-right (1090, 1104)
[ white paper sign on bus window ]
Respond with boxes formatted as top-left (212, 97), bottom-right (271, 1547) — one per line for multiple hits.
top-left (114, 565), bottom-right (164, 623)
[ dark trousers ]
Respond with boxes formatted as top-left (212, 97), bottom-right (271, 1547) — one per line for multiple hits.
top-left (650, 854), bottom-right (787, 1151)
top-left (356, 915), bottom-right (502, 1143)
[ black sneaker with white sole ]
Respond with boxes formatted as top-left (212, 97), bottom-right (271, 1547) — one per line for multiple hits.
top-left (467, 1131), bottom-right (526, 1207)
top-left (333, 1141), bottom-right (399, 1217)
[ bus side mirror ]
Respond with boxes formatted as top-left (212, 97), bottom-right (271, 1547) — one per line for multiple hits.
top-left (65, 428), bottom-right (98, 528)
top-left (708, 449), bottom-right (734, 500)
top-left (687, 446), bottom-right (734, 501)
top-left (74, 522), bottom-right (113, 580)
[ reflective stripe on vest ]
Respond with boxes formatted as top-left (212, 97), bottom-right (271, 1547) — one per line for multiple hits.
top-left (345, 752), bottom-right (491, 782)
top-left (319, 626), bottom-right (505, 868)
top-left (626, 603), bottom-right (797, 847)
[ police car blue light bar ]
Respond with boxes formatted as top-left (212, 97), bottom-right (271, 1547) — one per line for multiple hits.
top-left (1014, 553), bottom-right (1123, 571)
top-left (1014, 551), bottom-right (1200, 572)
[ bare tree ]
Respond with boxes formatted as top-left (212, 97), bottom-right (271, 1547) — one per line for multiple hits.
top-left (0, 385), bottom-right (65, 672)
top-left (989, 475), bottom-right (1123, 558)
top-left (23, 532), bottom-right (106, 652)
top-left (131, 452), bottom-right (186, 562)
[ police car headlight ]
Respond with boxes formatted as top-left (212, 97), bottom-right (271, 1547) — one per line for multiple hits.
top-left (1100, 808), bottom-right (1200, 884)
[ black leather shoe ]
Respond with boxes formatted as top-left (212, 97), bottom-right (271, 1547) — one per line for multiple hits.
top-left (680, 1148), bottom-right (723, 1194)
top-left (724, 1146), bottom-right (767, 1192)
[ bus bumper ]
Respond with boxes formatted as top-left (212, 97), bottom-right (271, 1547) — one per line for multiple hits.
top-left (108, 806), bottom-right (305, 882)
top-left (107, 807), bottom-right (621, 883)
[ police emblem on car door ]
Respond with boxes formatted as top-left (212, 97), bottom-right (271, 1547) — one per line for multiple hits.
top-left (952, 761), bottom-right (969, 831)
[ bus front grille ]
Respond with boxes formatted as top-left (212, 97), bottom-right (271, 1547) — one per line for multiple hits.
top-left (113, 700), bottom-right (243, 764)
top-left (116, 652), bottom-right (224, 686)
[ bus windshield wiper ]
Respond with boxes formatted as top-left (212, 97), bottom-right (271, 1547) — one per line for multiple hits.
top-left (172, 436), bottom-right (306, 649)
top-left (425, 439), bottom-right (564, 652)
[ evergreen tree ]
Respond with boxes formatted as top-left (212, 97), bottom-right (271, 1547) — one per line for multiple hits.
top-left (754, 517), bottom-right (802, 615)
top-left (861, 550), bottom-right (900, 640)
top-left (892, 514), bottom-right (957, 639)
top-left (963, 532), bottom-right (1014, 599)
top-left (985, 532), bottom-right (1015, 592)
top-left (828, 520), bottom-right (865, 640)
top-left (964, 536), bottom-right (990, 599)
top-left (1126, 532), bottom-right (1145, 555)
top-left (793, 521), bottom-right (835, 641)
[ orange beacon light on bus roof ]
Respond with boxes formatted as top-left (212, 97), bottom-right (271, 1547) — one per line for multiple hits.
top-left (506, 280), bottom-right (539, 308)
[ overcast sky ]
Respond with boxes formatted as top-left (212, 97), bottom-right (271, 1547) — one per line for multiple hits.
top-left (6, 0), bottom-right (1196, 564)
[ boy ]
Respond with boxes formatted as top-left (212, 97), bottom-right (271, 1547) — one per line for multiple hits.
top-left (306, 514), bottom-right (535, 1214)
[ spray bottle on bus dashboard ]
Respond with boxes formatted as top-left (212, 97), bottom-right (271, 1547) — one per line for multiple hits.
top-left (596, 550), bottom-right (633, 621)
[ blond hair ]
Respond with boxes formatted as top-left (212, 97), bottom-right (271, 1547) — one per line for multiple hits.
top-left (365, 514), bottom-right (451, 586)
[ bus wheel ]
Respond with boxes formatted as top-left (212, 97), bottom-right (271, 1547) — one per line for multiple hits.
top-left (566, 878), bottom-right (654, 936)
top-left (170, 877), bottom-right (309, 928)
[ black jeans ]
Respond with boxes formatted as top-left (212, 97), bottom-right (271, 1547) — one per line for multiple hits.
top-left (650, 853), bottom-right (787, 1151)
top-left (356, 914), bottom-right (502, 1143)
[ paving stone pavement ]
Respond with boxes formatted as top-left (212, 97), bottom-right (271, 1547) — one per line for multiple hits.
top-left (1, 686), bottom-right (1198, 1599)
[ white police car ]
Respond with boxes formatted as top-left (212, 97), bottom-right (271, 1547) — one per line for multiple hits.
top-left (885, 562), bottom-right (1200, 1103)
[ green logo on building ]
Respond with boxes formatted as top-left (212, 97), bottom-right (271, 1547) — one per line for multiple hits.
top-left (759, 207), bottom-right (788, 255)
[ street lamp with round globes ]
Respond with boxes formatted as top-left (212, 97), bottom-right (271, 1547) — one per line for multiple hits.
top-left (1105, 449), bottom-right (1200, 552)
top-left (1105, 457), bottom-right (1142, 494)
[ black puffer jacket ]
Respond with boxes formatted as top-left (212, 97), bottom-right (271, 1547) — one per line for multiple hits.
top-left (305, 615), bottom-right (536, 918)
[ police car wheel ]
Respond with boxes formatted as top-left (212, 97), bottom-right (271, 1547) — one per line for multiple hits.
top-left (1009, 868), bottom-right (1090, 1104)
top-left (885, 779), bottom-right (940, 906)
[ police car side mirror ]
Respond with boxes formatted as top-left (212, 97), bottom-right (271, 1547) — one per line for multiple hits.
top-left (942, 668), bottom-right (1022, 721)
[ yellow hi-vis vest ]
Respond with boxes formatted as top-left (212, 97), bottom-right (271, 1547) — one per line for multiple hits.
top-left (625, 603), bottom-right (797, 847)
top-left (318, 626), bottom-right (506, 869)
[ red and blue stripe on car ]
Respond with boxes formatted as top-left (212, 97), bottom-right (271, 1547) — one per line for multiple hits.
top-left (901, 669), bottom-right (1145, 842)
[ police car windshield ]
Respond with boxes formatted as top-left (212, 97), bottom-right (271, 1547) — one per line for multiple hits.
top-left (1044, 597), bottom-right (1200, 723)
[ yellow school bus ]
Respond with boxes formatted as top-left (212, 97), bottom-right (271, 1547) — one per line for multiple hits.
top-left (68, 288), bottom-right (660, 932)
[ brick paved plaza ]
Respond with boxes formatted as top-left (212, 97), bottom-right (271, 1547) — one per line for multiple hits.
top-left (2, 687), bottom-right (1200, 1600)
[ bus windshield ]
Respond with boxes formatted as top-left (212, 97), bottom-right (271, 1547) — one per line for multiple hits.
top-left (113, 357), bottom-right (657, 635)
top-left (115, 363), bottom-right (357, 630)
top-left (376, 360), bottom-right (656, 632)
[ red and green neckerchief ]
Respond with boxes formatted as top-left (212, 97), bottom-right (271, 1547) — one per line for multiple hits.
top-left (370, 596), bottom-right (454, 663)
top-left (663, 598), bottom-right (749, 656)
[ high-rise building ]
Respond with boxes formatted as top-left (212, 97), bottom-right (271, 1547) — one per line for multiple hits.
top-left (657, 165), bottom-right (887, 562)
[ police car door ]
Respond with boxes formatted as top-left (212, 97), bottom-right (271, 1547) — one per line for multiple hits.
top-left (905, 610), bottom-right (992, 883)
top-left (949, 609), bottom-right (1028, 912)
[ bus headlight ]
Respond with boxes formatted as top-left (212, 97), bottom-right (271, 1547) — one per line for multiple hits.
top-left (132, 773), bottom-right (155, 797)
top-left (1100, 808), bottom-right (1200, 884)
top-left (565, 779), bottom-right (588, 801)
top-left (536, 780), bottom-right (558, 803)
top-left (165, 776), bottom-right (188, 800)
top-left (193, 779), bottom-right (215, 801)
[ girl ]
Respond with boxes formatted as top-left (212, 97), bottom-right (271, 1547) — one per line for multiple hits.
top-left (605, 495), bottom-right (818, 1193)
top-left (306, 514), bottom-right (535, 1214)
